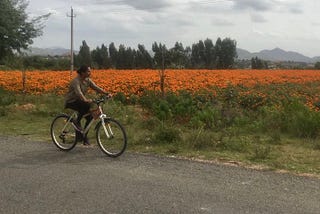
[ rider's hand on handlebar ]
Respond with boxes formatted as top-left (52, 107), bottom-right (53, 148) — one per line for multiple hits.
top-left (105, 93), bottom-right (112, 99)
top-left (86, 98), bottom-right (93, 103)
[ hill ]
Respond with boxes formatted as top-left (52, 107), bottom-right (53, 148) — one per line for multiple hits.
top-left (237, 47), bottom-right (320, 63)
top-left (24, 47), bottom-right (78, 56)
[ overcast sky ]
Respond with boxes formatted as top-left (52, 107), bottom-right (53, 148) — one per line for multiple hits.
top-left (26, 0), bottom-right (320, 57)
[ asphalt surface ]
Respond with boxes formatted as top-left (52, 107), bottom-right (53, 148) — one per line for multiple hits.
top-left (0, 135), bottom-right (319, 214)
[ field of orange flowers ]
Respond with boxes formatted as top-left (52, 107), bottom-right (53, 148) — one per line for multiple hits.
top-left (1, 69), bottom-right (320, 108)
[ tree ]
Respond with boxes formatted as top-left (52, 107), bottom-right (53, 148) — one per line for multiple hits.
top-left (315, 62), bottom-right (320, 70)
top-left (0, 0), bottom-right (49, 62)
top-left (91, 44), bottom-right (110, 69)
top-left (203, 38), bottom-right (215, 69)
top-left (198, 40), bottom-right (206, 68)
top-left (152, 42), bottom-right (170, 69)
top-left (77, 40), bottom-right (92, 66)
top-left (136, 44), bottom-right (153, 68)
top-left (191, 43), bottom-right (201, 68)
top-left (216, 38), bottom-right (237, 69)
top-left (251, 57), bottom-right (268, 69)
top-left (169, 42), bottom-right (189, 68)
top-left (215, 38), bottom-right (223, 69)
top-left (109, 42), bottom-right (118, 68)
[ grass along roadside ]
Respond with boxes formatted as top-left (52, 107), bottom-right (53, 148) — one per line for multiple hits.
top-left (0, 91), bottom-right (319, 177)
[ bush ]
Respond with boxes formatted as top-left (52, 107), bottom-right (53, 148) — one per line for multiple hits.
top-left (191, 106), bottom-right (220, 129)
top-left (0, 87), bottom-right (15, 106)
top-left (250, 144), bottom-right (272, 160)
top-left (281, 99), bottom-right (320, 138)
top-left (189, 129), bottom-right (219, 150)
top-left (238, 93), bottom-right (267, 110)
top-left (113, 92), bottom-right (127, 104)
top-left (151, 124), bottom-right (181, 144)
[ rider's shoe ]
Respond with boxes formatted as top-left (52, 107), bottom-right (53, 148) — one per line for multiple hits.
top-left (83, 137), bottom-right (90, 146)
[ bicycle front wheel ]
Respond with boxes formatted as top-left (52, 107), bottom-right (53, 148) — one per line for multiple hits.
top-left (50, 114), bottom-right (77, 151)
top-left (96, 118), bottom-right (127, 157)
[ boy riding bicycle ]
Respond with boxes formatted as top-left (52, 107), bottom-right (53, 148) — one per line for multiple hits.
top-left (64, 65), bottom-right (110, 145)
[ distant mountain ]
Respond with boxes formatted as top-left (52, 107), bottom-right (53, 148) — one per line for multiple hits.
top-left (312, 56), bottom-right (320, 62)
top-left (237, 47), bottom-right (319, 63)
top-left (24, 47), bottom-right (78, 56)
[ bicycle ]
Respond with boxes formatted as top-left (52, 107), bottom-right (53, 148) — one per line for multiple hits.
top-left (50, 96), bottom-right (127, 157)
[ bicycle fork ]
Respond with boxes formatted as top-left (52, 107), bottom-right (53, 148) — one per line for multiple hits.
top-left (100, 114), bottom-right (114, 139)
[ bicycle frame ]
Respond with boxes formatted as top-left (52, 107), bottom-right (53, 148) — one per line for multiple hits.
top-left (67, 105), bottom-right (113, 138)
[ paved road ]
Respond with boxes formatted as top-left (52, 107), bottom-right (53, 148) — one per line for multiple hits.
top-left (0, 135), bottom-right (319, 214)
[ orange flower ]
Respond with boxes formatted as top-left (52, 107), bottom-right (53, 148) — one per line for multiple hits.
top-left (1, 69), bottom-right (320, 108)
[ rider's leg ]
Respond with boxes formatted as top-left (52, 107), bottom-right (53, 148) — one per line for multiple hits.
top-left (65, 100), bottom-right (91, 142)
top-left (83, 114), bottom-right (93, 145)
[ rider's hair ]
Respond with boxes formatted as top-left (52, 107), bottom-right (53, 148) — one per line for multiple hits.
top-left (77, 65), bottom-right (89, 74)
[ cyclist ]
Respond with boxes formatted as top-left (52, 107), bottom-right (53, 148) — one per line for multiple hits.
top-left (64, 65), bottom-right (110, 145)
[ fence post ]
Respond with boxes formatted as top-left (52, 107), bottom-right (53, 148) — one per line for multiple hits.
top-left (22, 69), bottom-right (26, 94)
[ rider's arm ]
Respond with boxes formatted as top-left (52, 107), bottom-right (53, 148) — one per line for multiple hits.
top-left (88, 79), bottom-right (110, 96)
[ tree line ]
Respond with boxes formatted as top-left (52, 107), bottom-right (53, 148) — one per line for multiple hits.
top-left (74, 38), bottom-right (237, 70)
top-left (1, 38), bottom-right (237, 70)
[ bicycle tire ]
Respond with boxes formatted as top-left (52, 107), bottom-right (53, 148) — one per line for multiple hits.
top-left (50, 114), bottom-right (77, 151)
top-left (96, 118), bottom-right (127, 157)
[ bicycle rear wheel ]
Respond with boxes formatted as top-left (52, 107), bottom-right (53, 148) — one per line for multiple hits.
top-left (50, 114), bottom-right (77, 151)
top-left (96, 118), bottom-right (127, 157)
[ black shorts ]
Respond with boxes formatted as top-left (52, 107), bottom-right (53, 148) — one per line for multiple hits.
top-left (65, 99), bottom-right (91, 117)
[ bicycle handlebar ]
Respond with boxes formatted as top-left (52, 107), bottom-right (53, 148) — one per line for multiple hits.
top-left (93, 95), bottom-right (112, 105)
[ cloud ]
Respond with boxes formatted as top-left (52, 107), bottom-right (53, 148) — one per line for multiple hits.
top-left (312, 21), bottom-right (320, 26)
top-left (231, 0), bottom-right (273, 11)
top-left (212, 18), bottom-right (234, 26)
top-left (91, 0), bottom-right (172, 11)
top-left (251, 14), bottom-right (267, 23)
top-left (232, 0), bottom-right (303, 14)
top-left (285, 3), bottom-right (303, 14)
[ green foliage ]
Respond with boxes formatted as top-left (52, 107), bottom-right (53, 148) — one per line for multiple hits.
top-left (251, 144), bottom-right (272, 160)
top-left (315, 61), bottom-right (320, 70)
top-left (238, 93), bottom-right (267, 110)
top-left (91, 44), bottom-right (111, 69)
top-left (216, 37), bottom-right (238, 69)
top-left (0, 87), bottom-right (16, 106)
top-left (138, 90), bottom-right (200, 122)
top-left (251, 57), bottom-right (268, 69)
top-left (113, 92), bottom-right (127, 104)
top-left (0, 0), bottom-right (49, 62)
top-left (190, 106), bottom-right (220, 129)
top-left (151, 124), bottom-right (181, 144)
top-left (257, 98), bottom-right (320, 138)
top-left (77, 40), bottom-right (92, 67)
top-left (0, 87), bottom-right (15, 116)
top-left (281, 99), bottom-right (320, 138)
top-left (152, 42), bottom-right (170, 69)
top-left (188, 128), bottom-right (216, 150)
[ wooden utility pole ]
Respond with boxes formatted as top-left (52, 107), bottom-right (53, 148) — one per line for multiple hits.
top-left (67, 7), bottom-right (76, 78)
